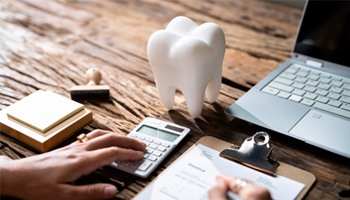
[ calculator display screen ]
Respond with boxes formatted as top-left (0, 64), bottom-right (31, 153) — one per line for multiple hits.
top-left (137, 125), bottom-right (179, 142)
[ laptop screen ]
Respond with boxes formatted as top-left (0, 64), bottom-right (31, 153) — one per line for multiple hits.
top-left (294, 0), bottom-right (350, 67)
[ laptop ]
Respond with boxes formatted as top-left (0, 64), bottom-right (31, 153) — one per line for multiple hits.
top-left (226, 0), bottom-right (350, 158)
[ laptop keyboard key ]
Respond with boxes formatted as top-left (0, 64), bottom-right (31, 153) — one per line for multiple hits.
top-left (331, 80), bottom-right (343, 87)
top-left (308, 74), bottom-right (319, 80)
top-left (277, 91), bottom-right (291, 99)
top-left (340, 96), bottom-right (350, 104)
top-left (304, 85), bottom-right (317, 92)
top-left (341, 104), bottom-right (350, 111)
top-left (292, 89), bottom-right (305, 96)
top-left (316, 96), bottom-right (329, 104)
top-left (280, 73), bottom-right (296, 80)
top-left (343, 83), bottom-right (350, 90)
top-left (343, 79), bottom-right (350, 84)
top-left (285, 68), bottom-right (298, 74)
top-left (319, 77), bottom-right (331, 84)
top-left (262, 86), bottom-right (279, 95)
top-left (315, 89), bottom-right (328, 96)
top-left (289, 94), bottom-right (302, 102)
top-left (304, 92), bottom-right (317, 100)
top-left (292, 82), bottom-right (305, 89)
top-left (329, 87), bottom-right (343, 94)
top-left (269, 82), bottom-right (294, 92)
top-left (306, 80), bottom-right (319, 87)
top-left (331, 76), bottom-right (342, 81)
top-left (297, 71), bottom-right (308, 77)
top-left (275, 77), bottom-right (293, 85)
top-left (328, 99), bottom-right (342, 107)
top-left (327, 92), bottom-right (341, 100)
top-left (301, 99), bottom-right (315, 106)
top-left (295, 77), bottom-right (307, 83)
top-left (318, 83), bottom-right (331, 90)
top-left (341, 89), bottom-right (350, 97)
top-left (313, 102), bottom-right (350, 119)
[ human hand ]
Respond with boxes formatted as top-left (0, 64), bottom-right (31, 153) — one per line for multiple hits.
top-left (208, 175), bottom-right (272, 200)
top-left (0, 130), bottom-right (146, 200)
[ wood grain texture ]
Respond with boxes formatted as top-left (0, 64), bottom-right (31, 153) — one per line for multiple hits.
top-left (1, 0), bottom-right (349, 199)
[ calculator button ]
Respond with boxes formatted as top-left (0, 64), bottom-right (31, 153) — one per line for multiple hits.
top-left (153, 151), bottom-right (162, 157)
top-left (138, 161), bottom-right (152, 171)
top-left (160, 143), bottom-right (170, 148)
top-left (129, 162), bottom-right (141, 169)
top-left (117, 161), bottom-right (129, 167)
top-left (137, 135), bottom-right (146, 140)
top-left (143, 153), bottom-right (150, 159)
top-left (149, 143), bottom-right (158, 149)
top-left (146, 148), bottom-right (154, 154)
top-left (148, 155), bottom-right (158, 162)
top-left (143, 141), bottom-right (150, 146)
top-left (129, 133), bottom-right (137, 138)
top-left (145, 137), bottom-right (153, 142)
top-left (157, 146), bottom-right (167, 152)
top-left (153, 140), bottom-right (161, 145)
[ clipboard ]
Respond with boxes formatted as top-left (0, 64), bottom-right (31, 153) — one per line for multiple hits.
top-left (135, 134), bottom-right (316, 200)
top-left (198, 135), bottom-right (316, 199)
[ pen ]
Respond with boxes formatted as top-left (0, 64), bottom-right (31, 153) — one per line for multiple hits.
top-left (227, 191), bottom-right (242, 200)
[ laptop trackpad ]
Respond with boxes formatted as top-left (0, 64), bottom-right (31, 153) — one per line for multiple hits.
top-left (290, 110), bottom-right (350, 156)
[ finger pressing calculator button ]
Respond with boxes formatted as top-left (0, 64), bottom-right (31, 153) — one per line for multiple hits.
top-left (138, 161), bottom-right (152, 171)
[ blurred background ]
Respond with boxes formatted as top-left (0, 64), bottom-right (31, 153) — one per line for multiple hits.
top-left (267, 0), bottom-right (306, 9)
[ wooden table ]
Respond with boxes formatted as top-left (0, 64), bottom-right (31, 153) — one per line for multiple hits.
top-left (1, 0), bottom-right (349, 199)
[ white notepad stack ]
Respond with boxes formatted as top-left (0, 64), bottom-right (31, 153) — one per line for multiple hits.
top-left (0, 90), bottom-right (93, 152)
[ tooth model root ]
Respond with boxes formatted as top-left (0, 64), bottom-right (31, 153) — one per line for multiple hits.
top-left (206, 77), bottom-right (222, 103)
top-left (181, 84), bottom-right (206, 118)
top-left (157, 85), bottom-right (176, 109)
top-left (147, 16), bottom-right (226, 118)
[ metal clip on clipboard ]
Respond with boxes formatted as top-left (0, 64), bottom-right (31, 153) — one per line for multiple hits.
top-left (220, 131), bottom-right (279, 176)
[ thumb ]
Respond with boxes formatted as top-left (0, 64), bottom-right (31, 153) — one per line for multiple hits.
top-left (60, 183), bottom-right (117, 200)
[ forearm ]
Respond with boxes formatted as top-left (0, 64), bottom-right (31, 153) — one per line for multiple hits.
top-left (0, 157), bottom-right (22, 198)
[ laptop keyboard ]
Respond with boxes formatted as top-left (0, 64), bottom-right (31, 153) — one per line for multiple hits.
top-left (262, 64), bottom-right (350, 119)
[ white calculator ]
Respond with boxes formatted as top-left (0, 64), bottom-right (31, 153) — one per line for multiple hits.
top-left (110, 117), bottom-right (190, 178)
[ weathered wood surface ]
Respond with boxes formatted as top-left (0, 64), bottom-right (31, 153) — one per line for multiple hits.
top-left (0, 0), bottom-right (349, 199)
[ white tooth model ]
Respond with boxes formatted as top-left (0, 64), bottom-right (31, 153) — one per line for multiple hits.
top-left (147, 16), bottom-right (226, 118)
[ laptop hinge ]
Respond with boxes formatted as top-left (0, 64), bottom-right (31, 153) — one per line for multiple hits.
top-left (306, 60), bottom-right (323, 68)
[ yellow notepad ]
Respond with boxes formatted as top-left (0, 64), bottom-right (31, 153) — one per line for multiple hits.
top-left (7, 90), bottom-right (84, 133)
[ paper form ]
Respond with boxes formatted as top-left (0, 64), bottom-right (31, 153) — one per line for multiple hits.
top-left (135, 144), bottom-right (305, 200)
